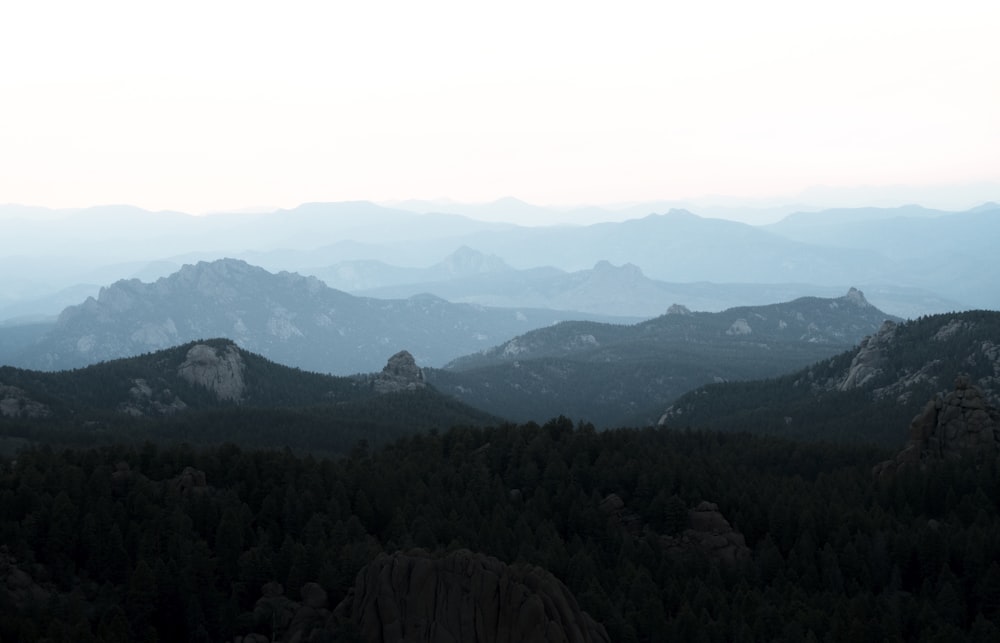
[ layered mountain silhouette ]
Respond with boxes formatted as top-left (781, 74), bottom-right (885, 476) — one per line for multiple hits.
top-left (426, 289), bottom-right (897, 426)
top-left (317, 248), bottom-right (959, 319)
top-left (3, 202), bottom-right (996, 323)
top-left (1, 259), bottom-right (635, 375)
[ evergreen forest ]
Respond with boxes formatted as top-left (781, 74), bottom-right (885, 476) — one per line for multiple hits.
top-left (3, 418), bottom-right (1000, 641)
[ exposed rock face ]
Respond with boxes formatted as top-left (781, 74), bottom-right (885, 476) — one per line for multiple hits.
top-left (244, 581), bottom-right (331, 643)
top-left (0, 384), bottom-right (49, 418)
top-left (177, 342), bottom-right (246, 402)
top-left (0, 546), bottom-right (51, 610)
top-left (333, 549), bottom-right (609, 643)
top-left (170, 466), bottom-right (209, 496)
top-left (118, 377), bottom-right (188, 417)
top-left (598, 493), bottom-right (643, 535)
top-left (373, 350), bottom-right (426, 394)
top-left (874, 376), bottom-right (1000, 479)
top-left (844, 287), bottom-right (871, 307)
top-left (839, 320), bottom-right (897, 390)
top-left (599, 494), bottom-right (749, 565)
top-left (662, 501), bottom-right (751, 565)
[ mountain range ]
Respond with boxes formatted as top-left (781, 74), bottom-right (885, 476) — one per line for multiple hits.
top-left (313, 247), bottom-right (961, 319)
top-left (2, 201), bottom-right (997, 323)
top-left (426, 288), bottom-right (897, 426)
top-left (0, 259), bottom-right (637, 375)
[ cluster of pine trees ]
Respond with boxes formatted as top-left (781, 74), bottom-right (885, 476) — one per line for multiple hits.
top-left (3, 418), bottom-right (1000, 641)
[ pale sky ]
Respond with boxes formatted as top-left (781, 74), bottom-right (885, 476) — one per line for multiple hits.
top-left (2, 0), bottom-right (998, 218)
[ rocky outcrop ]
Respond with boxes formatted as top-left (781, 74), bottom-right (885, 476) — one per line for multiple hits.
top-left (0, 384), bottom-right (49, 418)
top-left (169, 466), bottom-right (209, 496)
top-left (332, 549), bottom-right (609, 643)
top-left (599, 494), bottom-right (749, 565)
top-left (117, 377), bottom-right (188, 417)
top-left (839, 320), bottom-right (897, 390)
top-left (598, 493), bottom-right (643, 535)
top-left (662, 501), bottom-right (751, 565)
top-left (373, 350), bottom-right (426, 394)
top-left (874, 376), bottom-right (1000, 479)
top-left (1, 546), bottom-right (52, 610)
top-left (237, 550), bottom-right (609, 643)
top-left (177, 342), bottom-right (246, 402)
top-left (240, 581), bottom-right (331, 643)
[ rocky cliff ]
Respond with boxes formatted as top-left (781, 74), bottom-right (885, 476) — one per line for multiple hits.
top-left (0, 384), bottom-right (49, 419)
top-left (874, 376), bottom-right (1000, 478)
top-left (333, 549), bottom-right (609, 643)
top-left (373, 350), bottom-right (426, 394)
top-left (600, 494), bottom-right (749, 565)
top-left (177, 342), bottom-right (247, 402)
top-left (236, 549), bottom-right (609, 643)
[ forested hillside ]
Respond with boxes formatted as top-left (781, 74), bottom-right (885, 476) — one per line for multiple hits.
top-left (0, 339), bottom-right (500, 456)
top-left (2, 421), bottom-right (1000, 641)
top-left (657, 310), bottom-right (1000, 445)
top-left (428, 289), bottom-right (896, 426)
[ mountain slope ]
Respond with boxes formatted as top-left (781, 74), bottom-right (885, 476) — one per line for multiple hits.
top-left (4, 259), bottom-right (636, 375)
top-left (656, 310), bottom-right (1000, 445)
top-left (425, 289), bottom-right (897, 426)
top-left (0, 338), bottom-right (501, 453)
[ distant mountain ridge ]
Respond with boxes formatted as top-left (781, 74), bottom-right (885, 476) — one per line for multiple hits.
top-left (425, 289), bottom-right (897, 426)
top-left (3, 259), bottom-right (637, 375)
top-left (3, 201), bottom-right (997, 322)
top-left (314, 248), bottom-right (961, 319)
top-left (656, 310), bottom-right (1000, 445)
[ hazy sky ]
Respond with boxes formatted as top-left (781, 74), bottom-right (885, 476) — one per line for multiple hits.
top-left (2, 0), bottom-right (998, 217)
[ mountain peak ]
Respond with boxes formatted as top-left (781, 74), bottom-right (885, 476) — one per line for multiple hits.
top-left (845, 287), bottom-right (870, 307)
top-left (373, 350), bottom-right (426, 394)
top-left (439, 246), bottom-right (510, 275)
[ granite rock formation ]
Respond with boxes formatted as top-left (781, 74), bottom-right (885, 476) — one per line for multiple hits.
top-left (177, 342), bottom-right (247, 402)
top-left (600, 494), bottom-right (749, 565)
top-left (333, 549), bottom-right (610, 643)
top-left (661, 501), bottom-right (751, 565)
top-left (373, 350), bottom-right (426, 394)
top-left (838, 320), bottom-right (897, 390)
top-left (0, 384), bottom-right (49, 419)
top-left (874, 376), bottom-right (1000, 479)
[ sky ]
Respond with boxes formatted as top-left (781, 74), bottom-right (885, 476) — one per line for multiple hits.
top-left (2, 0), bottom-right (998, 221)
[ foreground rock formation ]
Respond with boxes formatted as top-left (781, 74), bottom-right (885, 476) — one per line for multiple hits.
top-left (334, 549), bottom-right (609, 643)
top-left (237, 549), bottom-right (608, 643)
top-left (874, 376), bottom-right (1000, 479)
